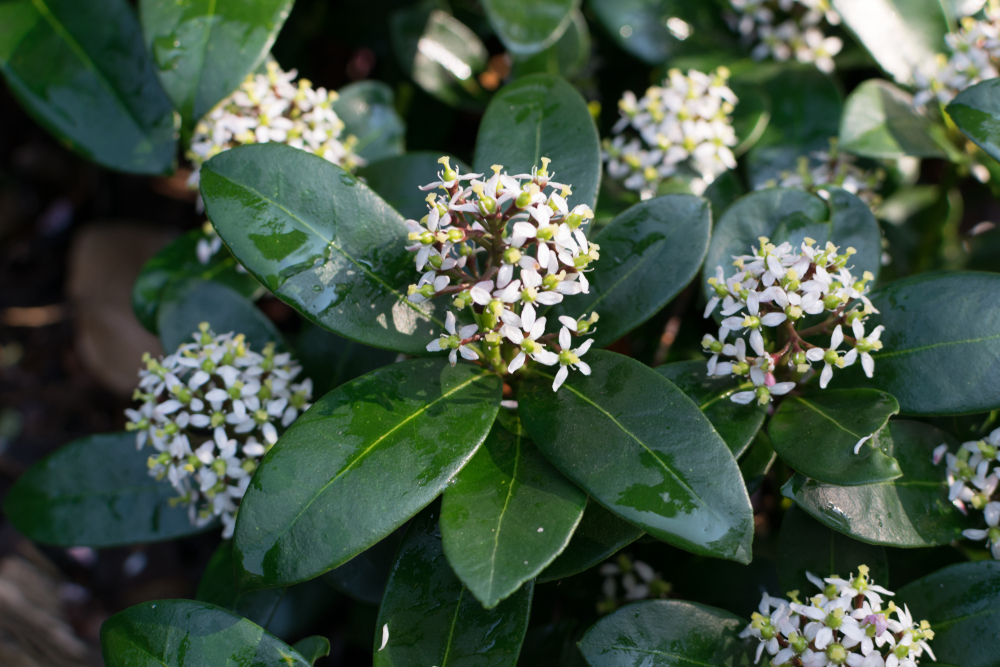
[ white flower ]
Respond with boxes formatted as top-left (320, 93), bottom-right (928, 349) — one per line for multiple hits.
top-left (426, 312), bottom-right (479, 366)
top-left (963, 500), bottom-right (1000, 559)
top-left (502, 304), bottom-right (558, 372)
top-left (552, 327), bottom-right (594, 392)
top-left (805, 324), bottom-right (848, 388)
top-left (843, 320), bottom-right (884, 378)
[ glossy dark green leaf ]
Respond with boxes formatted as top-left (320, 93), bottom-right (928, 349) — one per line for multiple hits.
top-left (701, 187), bottom-right (882, 298)
top-left (739, 431), bottom-right (776, 496)
top-left (783, 420), bottom-right (975, 547)
top-left (836, 272), bottom-right (1000, 415)
top-left (519, 351), bottom-right (754, 564)
top-left (4, 432), bottom-right (203, 547)
top-left (481, 0), bottom-right (578, 56)
top-left (770, 390), bottom-right (902, 486)
top-left (233, 359), bottom-right (501, 590)
top-left (832, 0), bottom-right (949, 84)
top-left (201, 142), bottom-right (446, 355)
top-left (441, 420), bottom-right (587, 608)
top-left (474, 73), bottom-right (601, 211)
top-left (656, 361), bottom-right (766, 458)
top-left (0, 0), bottom-right (176, 174)
top-left (898, 560), bottom-right (1000, 667)
top-left (511, 9), bottom-right (590, 80)
top-left (538, 502), bottom-right (643, 582)
top-left (777, 504), bottom-right (888, 598)
top-left (703, 170), bottom-right (747, 221)
top-left (333, 80), bottom-right (406, 163)
top-left (132, 228), bottom-right (262, 333)
top-left (375, 505), bottom-right (533, 667)
top-left (947, 77), bottom-right (1000, 164)
top-left (293, 322), bottom-right (397, 398)
top-left (323, 529), bottom-right (403, 605)
top-left (577, 600), bottom-right (752, 667)
top-left (156, 278), bottom-right (283, 354)
top-left (840, 79), bottom-right (950, 159)
top-left (357, 152), bottom-right (471, 221)
top-left (588, 0), bottom-right (680, 65)
top-left (100, 599), bottom-right (310, 666)
top-left (292, 636), bottom-right (330, 665)
top-left (139, 0), bottom-right (293, 126)
top-left (548, 195), bottom-right (710, 348)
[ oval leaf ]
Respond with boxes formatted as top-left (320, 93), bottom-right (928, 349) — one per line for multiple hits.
top-left (840, 79), bottom-right (949, 159)
top-left (100, 599), bottom-right (310, 666)
top-left (139, 0), bottom-right (294, 125)
top-left (549, 195), bottom-right (711, 348)
top-left (538, 501), bottom-right (644, 582)
top-left (333, 80), bottom-right (406, 162)
top-left (441, 420), bottom-right (587, 608)
top-left (357, 152), bottom-right (471, 222)
top-left (947, 77), bottom-right (1000, 164)
top-left (0, 0), bottom-right (176, 174)
top-left (4, 432), bottom-right (203, 547)
top-left (473, 73), bottom-right (601, 211)
top-left (375, 505), bottom-right (533, 667)
top-left (782, 420), bottom-right (975, 547)
top-left (578, 599), bottom-right (751, 667)
top-left (519, 351), bottom-right (754, 564)
top-left (769, 389), bottom-right (902, 486)
top-left (233, 358), bottom-right (501, 590)
top-left (588, 0), bottom-right (682, 65)
top-left (511, 9), bottom-right (591, 80)
top-left (201, 142), bottom-right (446, 355)
top-left (482, 0), bottom-right (578, 56)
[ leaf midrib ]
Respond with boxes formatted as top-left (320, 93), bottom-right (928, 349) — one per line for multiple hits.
top-left (485, 425), bottom-right (522, 601)
top-left (872, 333), bottom-right (1000, 360)
top-left (789, 397), bottom-right (865, 440)
top-left (931, 606), bottom-right (997, 631)
top-left (586, 643), bottom-right (724, 667)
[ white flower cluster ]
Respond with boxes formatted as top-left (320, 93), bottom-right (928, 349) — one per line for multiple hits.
top-left (597, 554), bottom-right (671, 614)
top-left (186, 61), bottom-right (362, 189)
top-left (125, 324), bottom-right (312, 537)
top-left (405, 157), bottom-right (600, 392)
top-left (914, 8), bottom-right (1000, 108)
top-left (762, 142), bottom-right (885, 211)
top-left (604, 68), bottom-right (738, 198)
top-left (933, 426), bottom-right (1000, 559)
top-left (728, 0), bottom-right (844, 73)
top-left (703, 236), bottom-right (882, 406)
top-left (742, 565), bottom-right (935, 667)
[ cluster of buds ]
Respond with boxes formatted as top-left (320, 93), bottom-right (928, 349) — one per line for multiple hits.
top-left (597, 554), bottom-right (671, 614)
top-left (762, 141), bottom-right (885, 212)
top-left (742, 565), bottom-right (935, 666)
top-left (186, 61), bottom-right (362, 189)
top-left (406, 157), bottom-right (600, 392)
top-left (603, 68), bottom-right (738, 198)
top-left (914, 4), bottom-right (1000, 108)
top-left (933, 425), bottom-right (1000, 559)
top-left (703, 236), bottom-right (883, 406)
top-left (727, 0), bottom-right (844, 73)
top-left (125, 324), bottom-right (312, 537)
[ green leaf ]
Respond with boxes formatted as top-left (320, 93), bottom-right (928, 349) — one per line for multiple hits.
top-left (898, 560), bottom-right (1000, 667)
top-left (832, 0), bottom-right (949, 84)
top-left (323, 529), bottom-right (403, 604)
top-left (156, 278), bottom-right (283, 354)
top-left (702, 187), bottom-right (882, 298)
top-left (739, 431), bottom-right (776, 496)
top-left (0, 0), bottom-right (176, 174)
top-left (293, 322), bottom-right (396, 398)
top-left (519, 351), bottom-right (754, 564)
top-left (4, 432), bottom-right (204, 547)
top-left (138, 0), bottom-right (293, 126)
top-left (333, 80), bottom-right (406, 163)
top-left (577, 599), bottom-right (752, 667)
top-left (481, 0), bottom-right (578, 56)
top-left (538, 502), bottom-right (643, 582)
top-left (839, 79), bottom-right (950, 159)
top-left (588, 0), bottom-right (680, 65)
top-left (473, 73), bottom-right (601, 211)
top-left (836, 272), bottom-right (1000, 415)
top-left (201, 142), bottom-right (446, 355)
top-left (548, 195), bottom-right (711, 348)
top-left (233, 358), bottom-right (501, 590)
top-left (291, 636), bottom-right (330, 665)
top-left (375, 505), bottom-right (533, 667)
top-left (776, 504), bottom-right (888, 598)
top-left (132, 228), bottom-right (262, 333)
top-left (769, 390), bottom-right (902, 486)
top-left (947, 77), bottom-right (1000, 164)
top-left (511, 9), bottom-right (590, 80)
top-left (100, 599), bottom-right (310, 666)
top-left (783, 420), bottom-right (975, 547)
top-left (357, 152), bottom-right (471, 221)
top-left (441, 420), bottom-right (587, 608)
top-left (656, 361), bottom-right (766, 458)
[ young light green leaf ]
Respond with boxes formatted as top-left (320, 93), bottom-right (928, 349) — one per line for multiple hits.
top-left (357, 152), bottom-right (471, 221)
top-left (783, 420), bottom-right (975, 547)
top-left (519, 351), bottom-right (754, 564)
top-left (3, 432), bottom-right (204, 547)
top-left (138, 0), bottom-right (293, 126)
top-left (769, 390), bottom-right (902, 486)
top-left (474, 73), bottom-right (601, 211)
top-left (946, 77), bottom-right (1000, 164)
top-left (233, 359), bottom-right (501, 590)
top-left (0, 0), bottom-right (176, 174)
top-left (537, 501), bottom-right (644, 582)
top-left (547, 195), bottom-right (711, 348)
top-left (840, 79), bottom-right (951, 159)
top-left (375, 505), bottom-right (533, 667)
top-left (333, 80), bottom-right (406, 162)
top-left (481, 0), bottom-right (579, 56)
top-left (100, 599), bottom-right (311, 666)
top-left (441, 420), bottom-right (587, 608)
top-left (200, 142), bottom-right (447, 355)
top-left (577, 599), bottom-right (752, 667)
